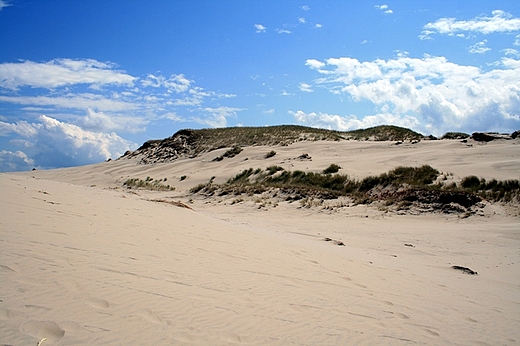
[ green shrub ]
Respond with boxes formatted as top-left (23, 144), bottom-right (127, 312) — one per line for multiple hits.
top-left (123, 178), bottom-right (175, 191)
top-left (265, 150), bottom-right (277, 158)
top-left (323, 164), bottom-right (341, 174)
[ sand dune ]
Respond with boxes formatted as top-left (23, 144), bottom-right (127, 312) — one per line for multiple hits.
top-left (1, 138), bottom-right (519, 345)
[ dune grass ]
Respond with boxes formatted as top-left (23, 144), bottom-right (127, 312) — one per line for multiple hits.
top-left (190, 165), bottom-right (520, 210)
top-left (123, 177), bottom-right (175, 191)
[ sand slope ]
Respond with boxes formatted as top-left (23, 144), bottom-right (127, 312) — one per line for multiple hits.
top-left (1, 139), bottom-right (519, 345)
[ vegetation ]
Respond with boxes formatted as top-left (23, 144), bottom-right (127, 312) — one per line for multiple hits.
top-left (123, 177), bottom-right (175, 191)
top-left (265, 150), bottom-right (277, 158)
top-left (125, 124), bottom-right (426, 163)
top-left (323, 164), bottom-right (341, 174)
top-left (343, 125), bottom-right (424, 141)
top-left (190, 164), bottom-right (520, 212)
top-left (213, 145), bottom-right (243, 161)
top-left (441, 132), bottom-right (470, 140)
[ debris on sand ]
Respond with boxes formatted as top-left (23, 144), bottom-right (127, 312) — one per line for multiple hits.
top-left (452, 265), bottom-right (478, 275)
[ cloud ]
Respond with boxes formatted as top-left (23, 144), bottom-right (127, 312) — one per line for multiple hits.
top-left (502, 48), bottom-right (520, 57)
top-left (301, 5), bottom-right (310, 11)
top-left (0, 150), bottom-right (35, 172)
top-left (305, 59), bottom-right (325, 69)
top-left (375, 4), bottom-right (392, 14)
top-left (193, 107), bottom-right (244, 128)
top-left (0, 0), bottom-right (11, 11)
top-left (303, 55), bottom-right (520, 135)
top-left (0, 115), bottom-right (137, 170)
top-left (277, 29), bottom-right (291, 34)
top-left (290, 110), bottom-right (420, 132)
top-left (298, 17), bottom-right (306, 24)
top-left (0, 59), bottom-right (135, 91)
top-left (299, 82), bottom-right (313, 92)
top-left (0, 59), bottom-right (237, 137)
top-left (79, 108), bottom-right (148, 133)
top-left (468, 40), bottom-right (491, 54)
top-left (421, 10), bottom-right (520, 39)
top-left (254, 24), bottom-right (267, 33)
top-left (141, 73), bottom-right (191, 92)
top-left (315, 23), bottom-right (322, 28)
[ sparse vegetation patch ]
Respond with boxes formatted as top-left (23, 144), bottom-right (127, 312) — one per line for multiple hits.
top-left (190, 164), bottom-right (520, 214)
top-left (123, 177), bottom-right (175, 191)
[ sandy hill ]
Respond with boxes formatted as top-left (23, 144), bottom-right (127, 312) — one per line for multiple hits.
top-left (1, 125), bottom-right (519, 345)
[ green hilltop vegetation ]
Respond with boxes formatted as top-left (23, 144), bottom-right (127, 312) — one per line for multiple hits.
top-left (123, 125), bottom-right (427, 164)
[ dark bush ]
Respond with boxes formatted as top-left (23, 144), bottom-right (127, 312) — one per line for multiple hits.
top-left (265, 150), bottom-right (277, 158)
top-left (323, 164), bottom-right (341, 174)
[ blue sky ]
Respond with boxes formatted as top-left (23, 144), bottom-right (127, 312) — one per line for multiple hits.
top-left (1, 1), bottom-right (520, 171)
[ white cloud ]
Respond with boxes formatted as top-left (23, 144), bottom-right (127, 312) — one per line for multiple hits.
top-left (375, 4), bottom-right (392, 14)
top-left (299, 82), bottom-right (313, 92)
top-left (0, 59), bottom-right (135, 91)
top-left (305, 59), bottom-right (326, 69)
top-left (0, 93), bottom-right (141, 112)
top-left (421, 10), bottom-right (520, 39)
top-left (304, 55), bottom-right (520, 135)
top-left (290, 110), bottom-right (420, 132)
top-left (0, 59), bottom-right (237, 136)
top-left (502, 48), bottom-right (520, 57)
top-left (254, 24), bottom-right (267, 33)
top-left (468, 40), bottom-right (491, 54)
top-left (514, 34), bottom-right (520, 46)
top-left (0, 115), bottom-right (137, 170)
top-left (299, 17), bottom-right (306, 24)
top-left (79, 108), bottom-right (148, 133)
top-left (193, 107), bottom-right (244, 128)
top-left (0, 0), bottom-right (11, 11)
top-left (141, 73), bottom-right (191, 93)
top-left (315, 23), bottom-right (322, 28)
top-left (277, 29), bottom-right (291, 34)
top-left (301, 5), bottom-right (310, 11)
top-left (0, 150), bottom-right (35, 172)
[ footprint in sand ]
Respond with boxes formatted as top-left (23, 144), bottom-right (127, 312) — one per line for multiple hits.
top-left (0, 264), bottom-right (17, 273)
top-left (20, 320), bottom-right (65, 342)
top-left (135, 309), bottom-right (163, 324)
top-left (86, 297), bottom-right (110, 309)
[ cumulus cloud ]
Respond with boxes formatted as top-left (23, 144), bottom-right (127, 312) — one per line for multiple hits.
top-left (290, 110), bottom-right (420, 132)
top-left (254, 24), bottom-right (267, 33)
top-left (421, 10), bottom-right (520, 39)
top-left (0, 59), bottom-right (237, 137)
top-left (298, 17), bottom-right (306, 24)
top-left (0, 59), bottom-right (135, 91)
top-left (0, 115), bottom-right (137, 170)
top-left (79, 108), bottom-right (148, 133)
top-left (303, 55), bottom-right (520, 135)
top-left (277, 29), bottom-right (291, 34)
top-left (0, 150), bottom-right (35, 172)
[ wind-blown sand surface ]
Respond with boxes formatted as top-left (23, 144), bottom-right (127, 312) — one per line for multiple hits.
top-left (1, 139), bottom-right (519, 345)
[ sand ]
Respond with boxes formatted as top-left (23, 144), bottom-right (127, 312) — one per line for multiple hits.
top-left (1, 138), bottom-right (519, 345)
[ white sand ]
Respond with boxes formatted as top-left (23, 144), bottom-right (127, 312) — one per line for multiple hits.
top-left (1, 138), bottom-right (519, 345)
